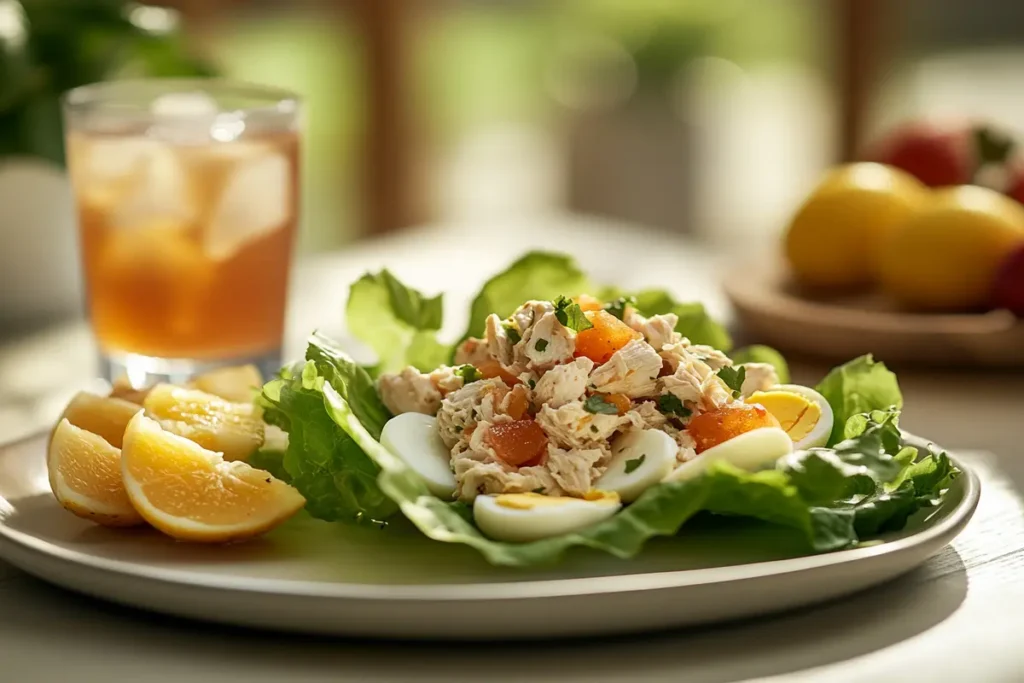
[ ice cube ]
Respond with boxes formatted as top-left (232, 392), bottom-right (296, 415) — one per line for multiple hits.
top-left (204, 151), bottom-right (292, 260)
top-left (109, 143), bottom-right (197, 230)
top-left (68, 135), bottom-right (162, 209)
top-left (151, 92), bottom-right (219, 118)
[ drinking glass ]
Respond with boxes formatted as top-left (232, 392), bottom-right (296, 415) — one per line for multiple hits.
top-left (62, 79), bottom-right (301, 387)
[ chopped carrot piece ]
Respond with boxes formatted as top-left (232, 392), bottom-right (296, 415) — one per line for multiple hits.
top-left (687, 404), bottom-right (781, 453)
top-left (476, 359), bottom-right (520, 386)
top-left (574, 310), bottom-right (642, 364)
top-left (484, 419), bottom-right (549, 467)
top-left (504, 385), bottom-right (530, 420)
top-left (575, 294), bottom-right (604, 312)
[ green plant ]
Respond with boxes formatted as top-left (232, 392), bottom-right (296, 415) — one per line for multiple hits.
top-left (0, 0), bottom-right (214, 165)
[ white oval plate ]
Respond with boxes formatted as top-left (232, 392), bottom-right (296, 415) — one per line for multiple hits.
top-left (0, 433), bottom-right (979, 640)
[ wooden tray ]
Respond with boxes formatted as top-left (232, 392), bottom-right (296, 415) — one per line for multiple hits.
top-left (723, 260), bottom-right (1024, 368)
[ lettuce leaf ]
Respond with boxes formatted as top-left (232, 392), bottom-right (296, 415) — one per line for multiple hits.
top-left (346, 270), bottom-right (448, 374)
top-left (293, 341), bottom-right (957, 567)
top-left (458, 251), bottom-right (593, 345)
top-left (632, 289), bottom-right (733, 351)
top-left (815, 355), bottom-right (903, 446)
top-left (731, 345), bottom-right (790, 384)
top-left (258, 335), bottom-right (397, 523)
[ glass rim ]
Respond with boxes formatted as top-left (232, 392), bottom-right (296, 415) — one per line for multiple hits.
top-left (62, 78), bottom-right (301, 124)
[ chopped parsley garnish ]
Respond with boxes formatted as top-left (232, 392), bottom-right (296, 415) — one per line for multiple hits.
top-left (502, 320), bottom-right (522, 344)
top-left (531, 487), bottom-right (545, 494)
top-left (624, 454), bottom-right (646, 474)
top-left (657, 393), bottom-right (691, 417)
top-left (604, 295), bottom-right (637, 321)
top-left (717, 365), bottom-right (746, 398)
top-left (534, 338), bottom-right (549, 352)
top-left (584, 394), bottom-right (619, 415)
top-left (527, 379), bottom-right (536, 389)
top-left (553, 295), bottom-right (595, 332)
top-left (454, 425), bottom-right (463, 433)
top-left (590, 424), bottom-right (599, 433)
top-left (453, 364), bottom-right (482, 384)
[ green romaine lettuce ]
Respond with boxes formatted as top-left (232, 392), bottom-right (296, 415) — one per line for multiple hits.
top-left (281, 336), bottom-right (957, 566)
top-left (346, 271), bottom-right (448, 374)
top-left (258, 335), bottom-right (397, 523)
top-left (815, 355), bottom-right (903, 446)
top-left (459, 251), bottom-right (594, 345)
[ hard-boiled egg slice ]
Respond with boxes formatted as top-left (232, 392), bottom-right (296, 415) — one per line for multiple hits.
top-left (473, 492), bottom-right (621, 543)
top-left (594, 429), bottom-right (676, 502)
top-left (380, 413), bottom-right (456, 498)
top-left (664, 427), bottom-right (793, 483)
top-left (745, 384), bottom-right (833, 450)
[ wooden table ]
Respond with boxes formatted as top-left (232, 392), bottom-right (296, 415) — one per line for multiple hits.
top-left (2, 216), bottom-right (1024, 682)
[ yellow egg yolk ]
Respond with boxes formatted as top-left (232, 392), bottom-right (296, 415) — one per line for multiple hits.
top-left (495, 491), bottom-right (619, 510)
top-left (745, 391), bottom-right (820, 443)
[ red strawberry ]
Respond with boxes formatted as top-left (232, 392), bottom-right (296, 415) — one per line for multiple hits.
top-left (866, 121), bottom-right (973, 187)
top-left (991, 244), bottom-right (1024, 316)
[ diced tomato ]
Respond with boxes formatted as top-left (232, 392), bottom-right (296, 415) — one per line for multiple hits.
top-left (504, 385), bottom-right (530, 420)
top-left (687, 404), bottom-right (781, 454)
top-left (602, 393), bottom-right (632, 415)
top-left (476, 359), bottom-right (520, 386)
top-left (574, 310), bottom-right (642, 364)
top-left (575, 294), bottom-right (604, 312)
top-left (484, 419), bottom-right (548, 467)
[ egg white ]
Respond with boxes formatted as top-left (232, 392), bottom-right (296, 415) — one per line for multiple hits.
top-left (380, 413), bottom-right (456, 498)
top-left (473, 494), bottom-right (621, 542)
top-left (595, 429), bottom-right (676, 502)
top-left (664, 426), bottom-right (793, 483)
top-left (752, 384), bottom-right (834, 450)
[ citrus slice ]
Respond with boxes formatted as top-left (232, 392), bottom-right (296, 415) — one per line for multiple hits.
top-left (57, 391), bottom-right (142, 449)
top-left (143, 383), bottom-right (264, 462)
top-left (120, 412), bottom-right (304, 542)
top-left (189, 364), bottom-right (264, 403)
top-left (48, 418), bottom-right (145, 527)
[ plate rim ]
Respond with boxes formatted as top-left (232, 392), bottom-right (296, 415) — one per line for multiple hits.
top-left (0, 431), bottom-right (981, 603)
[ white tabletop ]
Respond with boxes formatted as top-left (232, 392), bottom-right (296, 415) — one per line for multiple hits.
top-left (2, 214), bottom-right (1024, 682)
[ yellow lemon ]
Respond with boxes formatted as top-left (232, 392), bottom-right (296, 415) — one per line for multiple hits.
top-left (785, 163), bottom-right (927, 288)
top-left (143, 383), bottom-right (264, 462)
top-left (120, 412), bottom-right (304, 543)
top-left (878, 185), bottom-right (1024, 309)
top-left (48, 418), bottom-right (145, 527)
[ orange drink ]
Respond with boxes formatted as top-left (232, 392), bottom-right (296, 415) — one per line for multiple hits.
top-left (62, 80), bottom-right (301, 385)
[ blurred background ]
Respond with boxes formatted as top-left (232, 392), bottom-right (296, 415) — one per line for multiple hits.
top-left (7, 0), bottom-right (1024, 330)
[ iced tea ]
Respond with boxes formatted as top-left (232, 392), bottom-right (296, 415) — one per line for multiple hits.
top-left (63, 80), bottom-right (301, 383)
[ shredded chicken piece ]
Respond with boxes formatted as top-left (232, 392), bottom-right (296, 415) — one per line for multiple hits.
top-left (521, 311), bottom-right (575, 371)
top-left (674, 430), bottom-right (698, 464)
top-left (625, 400), bottom-right (668, 430)
top-left (690, 344), bottom-right (733, 371)
top-left (429, 366), bottom-right (464, 396)
top-left (453, 459), bottom-right (563, 501)
top-left (484, 314), bottom-right (515, 367)
top-left (588, 339), bottom-right (662, 398)
top-left (536, 402), bottom-right (626, 450)
top-left (512, 300), bottom-right (555, 338)
top-left (546, 445), bottom-right (605, 497)
top-left (533, 357), bottom-right (594, 408)
top-left (739, 362), bottom-right (780, 398)
top-left (436, 378), bottom-right (510, 448)
top-left (379, 367), bottom-right (442, 416)
top-left (453, 337), bottom-right (492, 366)
top-left (661, 355), bottom-right (733, 411)
top-left (627, 311), bottom-right (681, 350)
